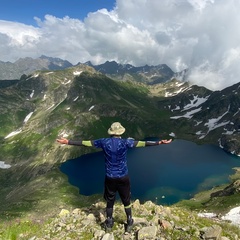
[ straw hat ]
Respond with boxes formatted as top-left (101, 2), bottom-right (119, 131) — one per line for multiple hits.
top-left (108, 122), bottom-right (125, 135)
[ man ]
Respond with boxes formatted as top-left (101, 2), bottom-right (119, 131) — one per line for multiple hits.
top-left (57, 122), bottom-right (172, 232)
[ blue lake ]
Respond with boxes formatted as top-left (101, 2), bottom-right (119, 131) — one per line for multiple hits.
top-left (60, 139), bottom-right (240, 205)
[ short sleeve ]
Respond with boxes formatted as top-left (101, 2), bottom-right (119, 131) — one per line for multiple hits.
top-left (126, 138), bottom-right (135, 148)
top-left (93, 139), bottom-right (103, 148)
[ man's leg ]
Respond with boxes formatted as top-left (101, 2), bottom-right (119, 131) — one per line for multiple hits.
top-left (124, 204), bottom-right (134, 232)
top-left (104, 177), bottom-right (117, 229)
top-left (124, 204), bottom-right (132, 220)
top-left (106, 204), bottom-right (113, 219)
top-left (118, 175), bottom-right (134, 232)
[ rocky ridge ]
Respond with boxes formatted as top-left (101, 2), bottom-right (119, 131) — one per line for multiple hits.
top-left (27, 200), bottom-right (240, 240)
top-left (0, 56), bottom-right (73, 80)
top-left (0, 57), bottom-right (174, 85)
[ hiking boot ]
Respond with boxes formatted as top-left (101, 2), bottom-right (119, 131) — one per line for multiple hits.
top-left (104, 217), bottom-right (114, 231)
top-left (125, 218), bottom-right (134, 233)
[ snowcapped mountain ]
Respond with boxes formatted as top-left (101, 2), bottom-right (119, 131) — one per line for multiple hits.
top-left (156, 80), bottom-right (240, 155)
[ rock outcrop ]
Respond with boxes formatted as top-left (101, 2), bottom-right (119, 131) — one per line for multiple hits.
top-left (211, 179), bottom-right (240, 198)
top-left (29, 200), bottom-right (239, 240)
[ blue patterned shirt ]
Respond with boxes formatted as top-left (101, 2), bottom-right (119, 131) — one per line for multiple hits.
top-left (93, 137), bottom-right (135, 178)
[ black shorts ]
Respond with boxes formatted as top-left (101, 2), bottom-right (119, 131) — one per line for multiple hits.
top-left (104, 175), bottom-right (131, 207)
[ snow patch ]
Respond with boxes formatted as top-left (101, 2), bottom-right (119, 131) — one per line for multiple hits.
top-left (198, 212), bottom-right (217, 218)
top-left (88, 105), bottom-right (95, 111)
top-left (0, 161), bottom-right (11, 169)
top-left (165, 87), bottom-right (188, 97)
top-left (170, 107), bottom-right (202, 119)
top-left (46, 104), bottom-right (55, 110)
top-left (175, 82), bottom-right (185, 87)
top-left (30, 90), bottom-right (34, 98)
top-left (223, 129), bottom-right (236, 135)
top-left (233, 108), bottom-right (240, 116)
top-left (170, 95), bottom-right (209, 117)
top-left (62, 78), bottom-right (71, 85)
top-left (171, 105), bottom-right (180, 111)
top-left (182, 95), bottom-right (209, 111)
top-left (194, 120), bottom-right (202, 126)
top-left (169, 132), bottom-right (176, 137)
top-left (33, 73), bottom-right (39, 78)
top-left (73, 71), bottom-right (83, 76)
top-left (4, 112), bottom-right (34, 139)
top-left (204, 106), bottom-right (230, 132)
top-left (24, 112), bottom-right (34, 123)
top-left (4, 129), bottom-right (22, 139)
top-left (221, 206), bottom-right (240, 226)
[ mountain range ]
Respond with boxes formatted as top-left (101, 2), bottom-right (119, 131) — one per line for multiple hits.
top-left (0, 56), bottom-right (239, 232)
top-left (0, 55), bottom-right (177, 84)
top-left (1, 56), bottom-right (239, 155)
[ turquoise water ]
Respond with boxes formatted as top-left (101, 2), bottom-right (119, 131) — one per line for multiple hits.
top-left (60, 139), bottom-right (240, 205)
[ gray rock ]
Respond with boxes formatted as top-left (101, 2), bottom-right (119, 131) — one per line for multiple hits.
top-left (201, 225), bottom-right (222, 240)
top-left (102, 233), bottom-right (114, 240)
top-left (221, 237), bottom-right (231, 240)
top-left (94, 229), bottom-right (105, 238)
top-left (137, 225), bottom-right (157, 240)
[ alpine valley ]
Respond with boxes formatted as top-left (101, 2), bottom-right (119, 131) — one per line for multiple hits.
top-left (0, 56), bottom-right (240, 239)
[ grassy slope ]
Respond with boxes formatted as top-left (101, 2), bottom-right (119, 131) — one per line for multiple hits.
top-left (0, 70), bottom-right (172, 220)
top-left (0, 68), bottom-right (239, 237)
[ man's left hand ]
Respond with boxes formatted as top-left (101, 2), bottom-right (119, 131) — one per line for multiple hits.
top-left (160, 139), bottom-right (172, 144)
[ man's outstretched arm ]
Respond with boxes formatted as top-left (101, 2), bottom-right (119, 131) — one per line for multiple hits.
top-left (56, 137), bottom-right (94, 147)
top-left (134, 139), bottom-right (172, 147)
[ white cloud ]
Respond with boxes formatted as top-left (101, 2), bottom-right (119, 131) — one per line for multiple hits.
top-left (187, 0), bottom-right (215, 12)
top-left (0, 0), bottom-right (240, 90)
top-left (0, 21), bottom-right (40, 45)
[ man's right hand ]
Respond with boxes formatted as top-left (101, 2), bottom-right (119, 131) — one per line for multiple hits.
top-left (57, 137), bottom-right (69, 145)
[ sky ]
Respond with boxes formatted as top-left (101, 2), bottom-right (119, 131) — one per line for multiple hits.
top-left (0, 0), bottom-right (240, 91)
